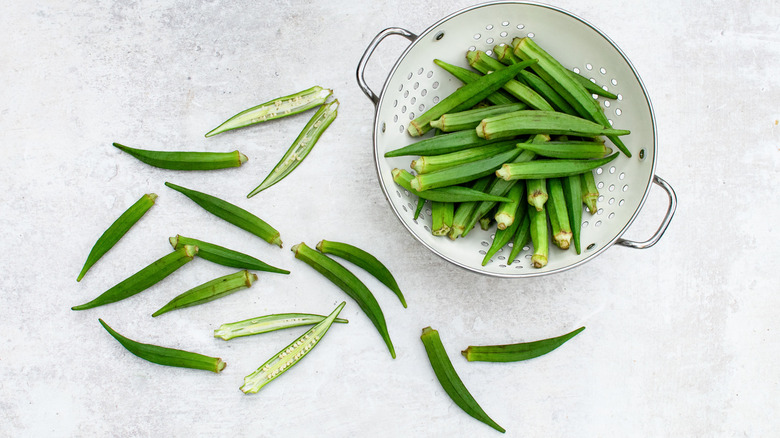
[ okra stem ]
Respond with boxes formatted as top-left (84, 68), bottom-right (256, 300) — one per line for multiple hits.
top-left (526, 179), bottom-right (548, 212)
top-left (494, 183), bottom-right (523, 230)
top-left (581, 171), bottom-right (600, 214)
top-left (462, 326), bottom-right (585, 362)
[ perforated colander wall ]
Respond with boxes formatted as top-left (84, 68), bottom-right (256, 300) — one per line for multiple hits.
top-left (372, 2), bottom-right (656, 276)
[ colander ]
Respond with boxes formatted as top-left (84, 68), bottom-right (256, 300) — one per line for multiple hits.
top-left (356, 1), bottom-right (676, 277)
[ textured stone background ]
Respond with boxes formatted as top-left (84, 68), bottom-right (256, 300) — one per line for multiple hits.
top-left (0, 0), bottom-right (777, 436)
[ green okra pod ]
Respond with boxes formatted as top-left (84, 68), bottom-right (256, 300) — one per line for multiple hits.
top-left (570, 71), bottom-right (618, 99)
top-left (462, 326), bottom-right (585, 362)
top-left (546, 178), bottom-right (573, 250)
top-left (433, 59), bottom-right (516, 106)
top-left (465, 50), bottom-right (552, 111)
top-left (72, 245), bottom-right (197, 311)
top-left (431, 201), bottom-right (454, 236)
top-left (292, 242), bottom-right (395, 358)
top-left (494, 183), bottom-right (523, 231)
top-left (517, 140), bottom-right (612, 159)
top-left (518, 70), bottom-right (578, 115)
top-left (562, 175), bottom-right (584, 254)
top-left (476, 110), bottom-right (630, 140)
top-left (449, 176), bottom-right (493, 240)
top-left (410, 148), bottom-right (522, 191)
top-left (528, 205), bottom-right (549, 268)
top-left (492, 43), bottom-right (521, 65)
top-left (385, 127), bottom-right (499, 158)
top-left (169, 235), bottom-right (288, 274)
top-left (482, 188), bottom-right (526, 266)
top-left (413, 197), bottom-right (426, 220)
top-left (392, 169), bottom-right (511, 203)
top-left (429, 103), bottom-right (527, 133)
top-left (410, 141), bottom-right (517, 174)
top-left (165, 182), bottom-right (282, 247)
top-left (507, 211), bottom-right (531, 264)
top-left (526, 179), bottom-right (548, 212)
top-left (247, 100), bottom-right (339, 197)
top-left (99, 318), bottom-right (226, 373)
top-left (205, 85), bottom-right (333, 137)
top-left (241, 301), bottom-right (346, 394)
top-left (420, 326), bottom-right (505, 434)
top-left (316, 239), bottom-right (407, 308)
top-left (495, 153), bottom-right (619, 181)
top-left (77, 193), bottom-right (157, 282)
top-left (112, 143), bottom-right (247, 170)
top-left (408, 59), bottom-right (537, 137)
top-left (152, 270), bottom-right (258, 317)
top-left (581, 171), bottom-right (600, 214)
top-left (215, 313), bottom-right (349, 341)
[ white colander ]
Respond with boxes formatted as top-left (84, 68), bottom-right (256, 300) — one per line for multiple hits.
top-left (356, 1), bottom-right (676, 277)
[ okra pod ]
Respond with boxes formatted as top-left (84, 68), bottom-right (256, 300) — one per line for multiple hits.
top-left (449, 176), bottom-right (492, 239)
top-left (581, 171), bottom-right (600, 214)
top-left (526, 178), bottom-right (548, 212)
top-left (517, 140), bottom-right (611, 159)
top-left (205, 85), bottom-right (332, 137)
top-left (528, 206), bottom-right (548, 268)
top-left (420, 327), bottom-right (505, 433)
top-left (165, 182), bottom-right (282, 247)
top-left (410, 148), bottom-right (522, 191)
top-left (433, 59), bottom-right (516, 106)
top-left (316, 239), bottom-right (407, 308)
top-left (247, 100), bottom-right (338, 197)
top-left (476, 110), bottom-right (630, 140)
top-left (462, 326), bottom-right (585, 362)
top-left (385, 129), bottom-right (499, 158)
top-left (495, 153), bottom-right (619, 181)
top-left (112, 143), bottom-right (247, 170)
top-left (169, 235), bottom-right (288, 274)
top-left (518, 70), bottom-right (578, 115)
top-left (494, 183), bottom-right (523, 230)
top-left (413, 197), bottom-right (426, 220)
top-left (214, 312), bottom-right (349, 341)
top-left (72, 245), bottom-right (197, 311)
top-left (408, 59), bottom-right (537, 137)
top-left (77, 193), bottom-right (157, 282)
top-left (513, 37), bottom-right (631, 157)
top-left (410, 141), bottom-right (517, 174)
top-left (99, 319), bottom-right (226, 373)
top-left (482, 191), bottom-right (526, 266)
top-left (465, 51), bottom-right (552, 111)
top-left (431, 201), bottom-right (454, 236)
top-left (507, 211), bottom-right (531, 264)
top-left (392, 169), bottom-right (511, 203)
top-left (562, 175), bottom-right (584, 254)
top-left (151, 270), bottom-right (257, 317)
top-left (492, 43), bottom-right (520, 65)
top-left (292, 242), bottom-right (395, 358)
top-left (429, 103), bottom-right (527, 132)
top-left (546, 178), bottom-right (573, 250)
top-left (241, 301), bottom-right (346, 394)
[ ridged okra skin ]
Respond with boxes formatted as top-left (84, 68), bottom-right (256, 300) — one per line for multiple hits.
top-left (170, 235), bottom-right (289, 274)
top-left (476, 110), bottom-right (629, 141)
top-left (429, 103), bottom-right (526, 132)
top-left (562, 175), bottom-right (584, 254)
top-left (392, 168), bottom-right (511, 204)
top-left (112, 143), bottom-right (247, 170)
top-left (433, 59), bottom-right (516, 106)
top-left (152, 270), bottom-right (258, 317)
top-left (495, 153), bottom-right (618, 181)
top-left (410, 148), bottom-right (522, 192)
top-left (462, 326), bottom-right (585, 362)
top-left (465, 50), bottom-right (552, 111)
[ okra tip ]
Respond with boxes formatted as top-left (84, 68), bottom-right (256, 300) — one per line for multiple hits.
top-left (237, 151), bottom-right (249, 165)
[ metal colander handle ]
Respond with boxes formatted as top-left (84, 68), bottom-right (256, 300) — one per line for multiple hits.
top-left (616, 175), bottom-right (677, 249)
top-left (356, 27), bottom-right (417, 105)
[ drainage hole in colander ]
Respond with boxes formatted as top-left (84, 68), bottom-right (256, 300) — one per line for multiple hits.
top-left (398, 125), bottom-right (404, 133)
top-left (609, 184), bottom-right (615, 192)
top-left (500, 31), bottom-right (508, 37)
top-left (398, 84), bottom-right (403, 92)
top-left (623, 184), bottom-right (629, 192)
top-left (486, 38), bottom-right (494, 44)
top-left (407, 202), bottom-right (413, 210)
top-left (587, 243), bottom-right (596, 251)
top-left (597, 208), bottom-right (604, 215)
top-left (615, 108), bottom-right (622, 116)
top-left (523, 245), bottom-right (530, 251)
top-left (413, 82), bottom-right (419, 90)
top-left (604, 101), bottom-right (611, 107)
top-left (527, 32), bottom-right (535, 38)
top-left (517, 24), bottom-right (525, 29)
top-left (486, 50), bottom-right (493, 56)
top-left (597, 181), bottom-right (604, 189)
top-left (596, 167), bottom-right (603, 175)
top-left (393, 115), bottom-right (397, 123)
top-left (502, 21), bottom-right (509, 26)
top-left (619, 199), bottom-right (625, 206)
top-left (609, 212), bottom-right (615, 219)
top-left (514, 265), bottom-right (523, 269)
top-left (424, 225), bottom-right (430, 232)
top-left (393, 99), bottom-right (398, 108)
top-left (481, 241), bottom-right (489, 247)
top-left (609, 197), bottom-right (615, 205)
top-left (382, 122), bottom-right (387, 132)
top-left (586, 63), bottom-right (593, 70)
top-left (486, 24), bottom-right (494, 30)
top-left (617, 93), bottom-right (622, 100)
top-left (435, 31), bottom-right (444, 41)
top-left (411, 97), bottom-right (416, 104)
top-left (573, 67), bottom-right (580, 74)
top-left (427, 70), bottom-right (434, 78)
top-left (609, 166), bottom-right (616, 174)
top-left (408, 112), bottom-right (415, 120)
top-left (432, 96), bottom-right (440, 104)
top-left (407, 72), bottom-right (412, 80)
top-left (600, 67), bottom-right (607, 75)
top-left (639, 149), bottom-right (645, 160)
top-left (419, 104), bottom-right (425, 112)
top-left (598, 195), bottom-right (604, 203)
top-left (499, 264), bottom-right (507, 268)
top-left (619, 172), bottom-right (625, 180)
top-left (582, 221), bottom-right (589, 228)
top-left (425, 208), bottom-right (431, 215)
top-left (595, 220), bottom-right (602, 227)
top-left (401, 105), bottom-right (407, 113)
top-left (525, 254), bottom-right (532, 259)
top-left (608, 119), bottom-right (613, 126)
top-left (479, 250), bottom-right (487, 255)
top-left (474, 33), bottom-right (481, 40)
top-left (395, 190), bottom-right (400, 198)
top-left (468, 46), bottom-right (476, 52)
top-left (612, 79), bottom-right (619, 86)
top-left (421, 89), bottom-right (428, 97)
top-left (402, 205), bottom-right (407, 213)
top-left (497, 255), bottom-right (505, 260)
top-left (432, 81), bottom-right (439, 89)
top-left (403, 90), bottom-right (409, 98)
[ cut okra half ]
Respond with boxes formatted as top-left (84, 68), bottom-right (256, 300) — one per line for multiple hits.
top-left (241, 301), bottom-right (346, 394)
top-left (247, 99), bottom-right (339, 197)
top-left (215, 313), bottom-right (349, 341)
top-left (205, 85), bottom-right (333, 137)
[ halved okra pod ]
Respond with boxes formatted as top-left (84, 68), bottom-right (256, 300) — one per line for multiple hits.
top-left (247, 99), bottom-right (339, 197)
top-left (429, 103), bottom-right (527, 132)
top-left (420, 326), bottom-right (505, 433)
top-left (72, 245), bottom-right (198, 311)
top-left (392, 169), bottom-right (511, 203)
top-left (517, 140), bottom-right (612, 159)
top-left (476, 110), bottom-right (630, 140)
top-left (495, 153), bottom-right (619, 181)
top-left (494, 183), bottom-right (523, 231)
top-left (169, 235), bottom-right (289, 274)
top-left (408, 60), bottom-right (537, 137)
top-left (241, 301), bottom-right (346, 394)
top-left (292, 242), bottom-right (395, 358)
top-left (316, 239), bottom-right (407, 308)
top-left (152, 270), bottom-right (257, 317)
top-left (165, 182), bottom-right (282, 247)
top-left (581, 171), bottom-right (600, 214)
top-left (205, 85), bottom-right (333, 137)
top-left (112, 143), bottom-right (247, 170)
top-left (99, 318), bottom-right (226, 373)
top-left (528, 205), bottom-right (549, 268)
top-left (410, 141), bottom-right (517, 174)
top-left (526, 178), bottom-right (548, 212)
top-left (546, 178), bottom-right (573, 250)
top-left (214, 313), bottom-right (349, 341)
top-left (507, 211), bottom-right (531, 264)
top-left (385, 127), bottom-right (500, 158)
top-left (431, 201), bottom-right (454, 236)
top-left (462, 326), bottom-right (585, 362)
top-left (465, 51), bottom-right (552, 111)
top-left (410, 148), bottom-right (522, 191)
top-left (432, 59), bottom-right (516, 106)
top-left (77, 193), bottom-right (157, 282)
top-left (562, 175), bottom-right (584, 254)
